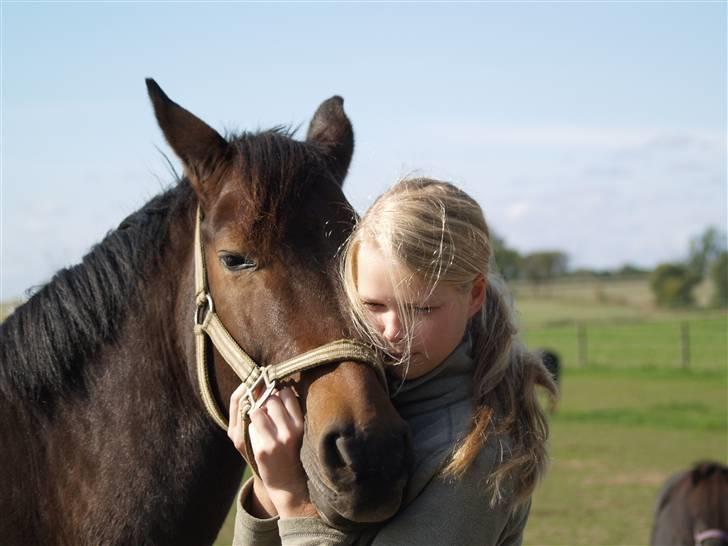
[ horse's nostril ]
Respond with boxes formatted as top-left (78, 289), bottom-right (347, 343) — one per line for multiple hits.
top-left (321, 424), bottom-right (411, 480)
top-left (321, 429), bottom-right (350, 469)
top-left (335, 436), bottom-right (356, 467)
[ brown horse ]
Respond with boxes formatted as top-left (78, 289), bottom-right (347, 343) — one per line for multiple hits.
top-left (0, 80), bottom-right (410, 545)
top-left (651, 461), bottom-right (728, 546)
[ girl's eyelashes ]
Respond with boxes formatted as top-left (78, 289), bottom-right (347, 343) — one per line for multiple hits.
top-left (361, 300), bottom-right (437, 313)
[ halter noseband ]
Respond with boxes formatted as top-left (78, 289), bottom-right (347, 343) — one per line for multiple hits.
top-left (192, 206), bottom-right (386, 475)
top-left (695, 530), bottom-right (728, 546)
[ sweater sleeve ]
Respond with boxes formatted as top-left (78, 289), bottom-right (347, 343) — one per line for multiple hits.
top-left (232, 477), bottom-right (358, 546)
top-left (277, 517), bottom-right (356, 546)
top-left (232, 477), bottom-right (281, 546)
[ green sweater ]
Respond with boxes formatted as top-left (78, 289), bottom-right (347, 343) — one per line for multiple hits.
top-left (233, 340), bottom-right (531, 546)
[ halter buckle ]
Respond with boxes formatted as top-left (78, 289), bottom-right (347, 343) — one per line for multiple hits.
top-left (245, 367), bottom-right (277, 412)
top-left (194, 293), bottom-right (214, 326)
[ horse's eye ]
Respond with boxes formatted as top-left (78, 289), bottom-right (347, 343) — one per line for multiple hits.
top-left (219, 253), bottom-right (256, 271)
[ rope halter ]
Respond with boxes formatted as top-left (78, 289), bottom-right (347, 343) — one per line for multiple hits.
top-left (192, 206), bottom-right (385, 475)
top-left (695, 530), bottom-right (728, 546)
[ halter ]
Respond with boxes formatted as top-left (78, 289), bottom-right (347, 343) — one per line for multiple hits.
top-left (695, 530), bottom-right (728, 546)
top-left (192, 206), bottom-right (385, 475)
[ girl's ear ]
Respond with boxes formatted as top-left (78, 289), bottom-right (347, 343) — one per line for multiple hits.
top-left (468, 274), bottom-right (487, 318)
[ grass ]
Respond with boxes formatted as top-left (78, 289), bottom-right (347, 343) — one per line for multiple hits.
top-left (522, 315), bottom-right (727, 371)
top-left (525, 366), bottom-right (727, 545)
top-left (511, 277), bottom-right (727, 372)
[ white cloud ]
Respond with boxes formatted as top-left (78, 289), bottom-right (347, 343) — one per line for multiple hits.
top-left (504, 201), bottom-right (532, 221)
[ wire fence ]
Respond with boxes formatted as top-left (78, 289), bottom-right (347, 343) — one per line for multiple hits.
top-left (522, 314), bottom-right (727, 371)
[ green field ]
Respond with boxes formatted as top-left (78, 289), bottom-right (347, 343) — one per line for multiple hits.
top-left (511, 276), bottom-right (727, 372)
top-left (525, 366), bottom-right (726, 545)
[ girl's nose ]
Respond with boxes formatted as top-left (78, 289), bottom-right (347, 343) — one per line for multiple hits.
top-left (382, 311), bottom-right (403, 344)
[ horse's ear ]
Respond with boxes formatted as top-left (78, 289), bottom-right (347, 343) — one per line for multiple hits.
top-left (145, 78), bottom-right (228, 195)
top-left (306, 96), bottom-right (354, 185)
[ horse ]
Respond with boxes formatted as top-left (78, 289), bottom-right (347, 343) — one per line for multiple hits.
top-left (650, 461), bottom-right (728, 546)
top-left (539, 348), bottom-right (561, 386)
top-left (0, 80), bottom-right (411, 545)
top-left (538, 348), bottom-right (561, 412)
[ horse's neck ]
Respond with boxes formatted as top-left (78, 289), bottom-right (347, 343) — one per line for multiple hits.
top-left (12, 210), bottom-right (243, 546)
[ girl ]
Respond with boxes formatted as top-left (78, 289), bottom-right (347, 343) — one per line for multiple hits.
top-left (228, 178), bottom-right (556, 545)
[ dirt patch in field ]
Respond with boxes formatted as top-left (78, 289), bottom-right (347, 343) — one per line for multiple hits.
top-left (582, 470), bottom-right (668, 487)
top-left (556, 458), bottom-right (607, 471)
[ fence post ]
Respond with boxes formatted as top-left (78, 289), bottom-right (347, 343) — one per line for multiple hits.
top-left (577, 322), bottom-right (587, 367)
top-left (680, 321), bottom-right (690, 369)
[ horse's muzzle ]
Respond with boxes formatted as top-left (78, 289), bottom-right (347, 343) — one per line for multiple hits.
top-left (301, 419), bottom-right (412, 526)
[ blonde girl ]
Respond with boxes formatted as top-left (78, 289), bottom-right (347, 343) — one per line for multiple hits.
top-left (229, 177), bottom-right (557, 545)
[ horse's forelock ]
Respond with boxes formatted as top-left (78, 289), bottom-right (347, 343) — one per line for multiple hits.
top-left (225, 129), bottom-right (333, 254)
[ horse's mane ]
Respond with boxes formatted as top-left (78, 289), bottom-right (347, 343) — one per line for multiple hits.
top-left (690, 461), bottom-right (728, 486)
top-left (0, 182), bottom-right (195, 409)
top-left (655, 461), bottom-right (728, 514)
top-left (0, 128), bottom-right (326, 412)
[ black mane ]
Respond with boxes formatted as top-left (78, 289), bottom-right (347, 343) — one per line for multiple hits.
top-left (0, 181), bottom-right (195, 408)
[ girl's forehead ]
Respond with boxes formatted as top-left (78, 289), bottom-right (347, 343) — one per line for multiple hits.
top-left (356, 240), bottom-right (434, 299)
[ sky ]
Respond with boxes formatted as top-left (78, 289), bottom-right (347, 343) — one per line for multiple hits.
top-left (1, 1), bottom-right (726, 300)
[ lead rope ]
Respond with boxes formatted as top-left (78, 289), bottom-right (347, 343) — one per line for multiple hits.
top-left (192, 205), bottom-right (385, 475)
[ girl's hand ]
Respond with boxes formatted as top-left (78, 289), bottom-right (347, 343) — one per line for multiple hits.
top-left (228, 385), bottom-right (316, 519)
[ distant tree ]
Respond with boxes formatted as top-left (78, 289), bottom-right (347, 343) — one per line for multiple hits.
top-left (650, 263), bottom-right (701, 308)
top-left (521, 251), bottom-right (569, 285)
top-left (491, 232), bottom-right (522, 281)
top-left (617, 264), bottom-right (649, 277)
top-left (688, 226), bottom-right (727, 279)
top-left (569, 268), bottom-right (598, 278)
top-left (710, 252), bottom-right (728, 308)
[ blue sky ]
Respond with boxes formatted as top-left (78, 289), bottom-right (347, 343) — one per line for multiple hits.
top-left (2, 2), bottom-right (726, 300)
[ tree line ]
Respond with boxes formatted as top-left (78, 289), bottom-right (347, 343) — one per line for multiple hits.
top-left (650, 227), bottom-right (727, 308)
top-left (491, 226), bottom-right (728, 309)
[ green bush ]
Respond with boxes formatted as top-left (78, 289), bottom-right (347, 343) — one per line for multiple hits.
top-left (710, 252), bottom-right (728, 308)
top-left (650, 263), bottom-right (701, 308)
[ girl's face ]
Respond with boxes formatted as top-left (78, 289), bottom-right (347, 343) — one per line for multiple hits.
top-left (356, 240), bottom-right (485, 379)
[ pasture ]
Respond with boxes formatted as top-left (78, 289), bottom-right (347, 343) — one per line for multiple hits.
top-left (525, 366), bottom-right (726, 545)
top-left (517, 277), bottom-right (726, 544)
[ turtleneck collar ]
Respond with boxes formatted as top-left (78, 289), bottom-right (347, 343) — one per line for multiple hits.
top-left (388, 336), bottom-right (475, 421)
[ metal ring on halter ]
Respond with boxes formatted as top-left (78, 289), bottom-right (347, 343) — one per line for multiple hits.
top-left (193, 293), bottom-right (214, 326)
top-left (245, 367), bottom-right (277, 413)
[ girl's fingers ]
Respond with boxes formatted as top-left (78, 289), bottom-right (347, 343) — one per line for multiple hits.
top-left (279, 387), bottom-right (304, 431)
top-left (262, 394), bottom-right (295, 438)
top-left (249, 405), bottom-right (277, 440)
top-left (228, 381), bottom-right (249, 442)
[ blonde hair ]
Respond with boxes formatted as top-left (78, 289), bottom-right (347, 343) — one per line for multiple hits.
top-left (341, 177), bottom-right (556, 507)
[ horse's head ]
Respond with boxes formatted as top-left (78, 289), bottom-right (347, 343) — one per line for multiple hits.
top-left (146, 80), bottom-right (410, 525)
